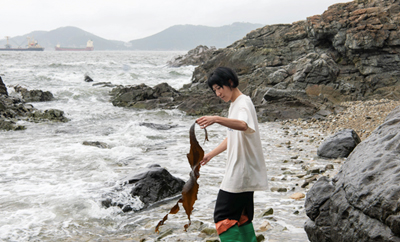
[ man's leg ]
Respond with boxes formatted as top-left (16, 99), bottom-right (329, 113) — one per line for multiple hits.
top-left (214, 190), bottom-right (254, 241)
top-left (238, 222), bottom-right (257, 242)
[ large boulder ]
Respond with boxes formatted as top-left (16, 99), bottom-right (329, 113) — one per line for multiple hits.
top-left (317, 129), bottom-right (361, 158)
top-left (304, 105), bottom-right (400, 242)
top-left (102, 164), bottom-right (185, 212)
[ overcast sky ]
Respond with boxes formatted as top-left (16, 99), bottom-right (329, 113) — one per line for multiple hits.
top-left (1, 0), bottom-right (351, 42)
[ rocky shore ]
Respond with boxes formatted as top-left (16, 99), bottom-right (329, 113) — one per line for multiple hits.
top-left (285, 99), bottom-right (400, 140)
top-left (0, 77), bottom-right (68, 131)
top-left (110, 0), bottom-right (400, 125)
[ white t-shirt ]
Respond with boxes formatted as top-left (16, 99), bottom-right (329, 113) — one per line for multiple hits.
top-left (220, 94), bottom-right (269, 193)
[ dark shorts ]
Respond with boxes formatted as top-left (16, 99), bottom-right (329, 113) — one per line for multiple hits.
top-left (214, 189), bottom-right (254, 224)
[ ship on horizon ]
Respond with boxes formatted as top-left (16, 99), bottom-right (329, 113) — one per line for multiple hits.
top-left (55, 40), bottom-right (94, 51)
top-left (0, 36), bottom-right (44, 51)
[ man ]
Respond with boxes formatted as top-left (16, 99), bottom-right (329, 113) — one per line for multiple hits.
top-left (196, 67), bottom-right (268, 242)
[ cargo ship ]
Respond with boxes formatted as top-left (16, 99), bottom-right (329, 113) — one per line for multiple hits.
top-left (55, 40), bottom-right (94, 51)
top-left (0, 36), bottom-right (44, 51)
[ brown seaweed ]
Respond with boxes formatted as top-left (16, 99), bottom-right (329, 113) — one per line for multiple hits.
top-left (155, 122), bottom-right (207, 232)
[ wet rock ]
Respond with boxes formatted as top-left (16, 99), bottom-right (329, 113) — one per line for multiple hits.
top-left (0, 76), bottom-right (8, 96)
top-left (29, 109), bottom-right (69, 123)
top-left (167, 45), bottom-right (217, 67)
top-left (317, 129), bottom-right (361, 158)
top-left (92, 82), bottom-right (116, 88)
top-left (0, 80), bottom-right (69, 131)
top-left (84, 74), bottom-right (93, 82)
top-left (128, 165), bottom-right (185, 204)
top-left (257, 234), bottom-right (266, 242)
top-left (305, 105), bottom-right (400, 242)
top-left (139, 122), bottom-right (177, 130)
top-left (14, 85), bottom-right (54, 102)
top-left (110, 83), bottom-right (180, 109)
top-left (0, 118), bottom-right (25, 131)
top-left (102, 164), bottom-right (185, 211)
top-left (262, 208), bottom-right (274, 216)
top-left (301, 175), bottom-right (319, 188)
top-left (82, 141), bottom-right (109, 149)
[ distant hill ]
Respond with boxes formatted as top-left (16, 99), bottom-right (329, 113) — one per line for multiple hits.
top-left (128, 22), bottom-right (264, 50)
top-left (0, 23), bottom-right (264, 51)
top-left (0, 26), bottom-right (128, 51)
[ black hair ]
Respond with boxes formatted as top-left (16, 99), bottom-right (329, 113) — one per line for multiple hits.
top-left (207, 67), bottom-right (239, 90)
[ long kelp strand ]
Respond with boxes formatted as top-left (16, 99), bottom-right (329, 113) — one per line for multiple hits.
top-left (155, 122), bottom-right (206, 232)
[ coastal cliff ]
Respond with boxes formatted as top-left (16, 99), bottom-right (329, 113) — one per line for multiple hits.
top-left (184, 0), bottom-right (400, 121)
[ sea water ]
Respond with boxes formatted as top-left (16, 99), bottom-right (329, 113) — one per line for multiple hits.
top-left (0, 51), bottom-right (332, 241)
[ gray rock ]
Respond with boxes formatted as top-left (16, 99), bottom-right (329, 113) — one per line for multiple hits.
top-left (110, 82), bottom-right (180, 109)
top-left (14, 86), bottom-right (54, 102)
top-left (102, 165), bottom-right (185, 212)
top-left (84, 74), bottom-right (93, 82)
top-left (305, 105), bottom-right (400, 242)
top-left (0, 81), bottom-right (68, 131)
top-left (82, 141), bottom-right (109, 149)
top-left (317, 129), bottom-right (361, 158)
top-left (0, 76), bottom-right (8, 96)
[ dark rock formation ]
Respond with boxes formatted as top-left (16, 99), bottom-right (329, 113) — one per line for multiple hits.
top-left (0, 81), bottom-right (68, 131)
top-left (110, 0), bottom-right (400, 120)
top-left (128, 165), bottom-right (185, 205)
top-left (29, 109), bottom-right (69, 123)
top-left (0, 76), bottom-right (8, 96)
top-left (84, 74), bottom-right (94, 82)
top-left (102, 164), bottom-right (185, 212)
top-left (317, 129), bottom-right (361, 158)
top-left (167, 45), bottom-right (217, 67)
top-left (305, 105), bottom-right (400, 242)
top-left (82, 141), bottom-right (109, 149)
top-left (110, 82), bottom-right (180, 110)
top-left (14, 85), bottom-right (54, 102)
top-left (186, 0), bottom-right (400, 120)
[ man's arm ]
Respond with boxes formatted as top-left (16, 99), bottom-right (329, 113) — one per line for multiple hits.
top-left (196, 116), bottom-right (247, 131)
top-left (201, 137), bottom-right (227, 166)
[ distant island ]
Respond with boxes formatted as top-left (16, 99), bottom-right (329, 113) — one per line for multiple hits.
top-left (0, 23), bottom-right (263, 51)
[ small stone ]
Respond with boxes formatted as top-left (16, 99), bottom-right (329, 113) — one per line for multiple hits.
top-left (259, 220), bottom-right (272, 232)
top-left (278, 188), bottom-right (288, 192)
top-left (325, 164), bottom-right (334, 170)
top-left (205, 238), bottom-right (219, 242)
top-left (257, 234), bottom-right (266, 242)
top-left (310, 168), bottom-right (320, 174)
top-left (201, 227), bottom-right (217, 236)
top-left (290, 192), bottom-right (305, 200)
